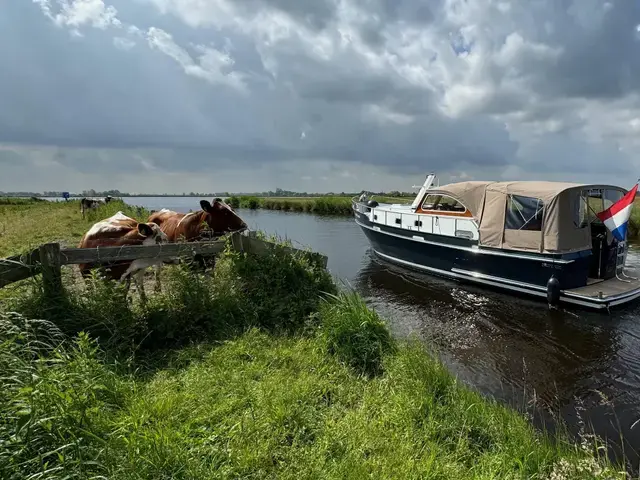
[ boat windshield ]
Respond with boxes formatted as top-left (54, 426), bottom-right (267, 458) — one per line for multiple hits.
top-left (576, 188), bottom-right (625, 227)
top-left (422, 194), bottom-right (466, 212)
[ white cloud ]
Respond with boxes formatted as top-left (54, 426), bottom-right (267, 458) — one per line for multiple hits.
top-left (113, 36), bottom-right (135, 50)
top-left (34, 0), bottom-right (121, 30)
top-left (145, 27), bottom-right (247, 91)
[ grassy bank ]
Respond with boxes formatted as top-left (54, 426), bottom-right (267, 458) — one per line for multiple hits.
top-left (0, 203), bottom-right (629, 478)
top-left (629, 199), bottom-right (640, 240)
top-left (0, 198), bottom-right (148, 258)
top-left (226, 195), bottom-right (411, 215)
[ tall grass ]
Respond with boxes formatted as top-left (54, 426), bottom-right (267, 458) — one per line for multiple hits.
top-left (0, 312), bottom-right (129, 479)
top-left (319, 291), bottom-right (395, 377)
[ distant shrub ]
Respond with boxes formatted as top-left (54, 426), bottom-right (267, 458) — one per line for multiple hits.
top-left (227, 195), bottom-right (241, 208)
top-left (242, 196), bottom-right (260, 209)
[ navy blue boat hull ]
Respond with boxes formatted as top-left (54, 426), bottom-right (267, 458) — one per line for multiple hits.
top-left (354, 212), bottom-right (592, 294)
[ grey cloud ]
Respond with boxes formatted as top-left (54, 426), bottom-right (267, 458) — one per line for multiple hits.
top-left (235, 0), bottom-right (338, 30)
top-left (523, 2), bottom-right (640, 100)
top-left (1, 0), bottom-right (639, 192)
top-left (1, 0), bottom-right (514, 176)
top-left (354, 0), bottom-right (438, 25)
top-left (0, 150), bottom-right (26, 166)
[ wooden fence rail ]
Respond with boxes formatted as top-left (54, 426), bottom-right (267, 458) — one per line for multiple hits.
top-left (0, 232), bottom-right (328, 289)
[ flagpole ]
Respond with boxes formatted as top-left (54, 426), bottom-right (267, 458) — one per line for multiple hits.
top-left (616, 180), bottom-right (639, 281)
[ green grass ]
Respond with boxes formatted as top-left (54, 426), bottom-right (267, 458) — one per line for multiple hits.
top-left (0, 226), bottom-right (630, 478)
top-left (0, 198), bottom-right (633, 478)
top-left (629, 199), bottom-right (640, 240)
top-left (0, 196), bottom-right (47, 205)
top-left (0, 198), bottom-right (149, 257)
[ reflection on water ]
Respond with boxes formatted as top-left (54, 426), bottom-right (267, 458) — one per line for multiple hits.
top-left (116, 197), bottom-right (640, 467)
top-left (354, 248), bottom-right (640, 466)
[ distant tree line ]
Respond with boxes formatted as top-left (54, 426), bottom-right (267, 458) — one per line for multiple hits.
top-left (1, 186), bottom-right (415, 198)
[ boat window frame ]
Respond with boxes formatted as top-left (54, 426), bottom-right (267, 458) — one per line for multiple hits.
top-left (420, 193), bottom-right (469, 215)
top-left (504, 194), bottom-right (544, 232)
top-left (576, 188), bottom-right (624, 227)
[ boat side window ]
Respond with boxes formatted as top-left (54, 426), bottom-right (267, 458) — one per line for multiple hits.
top-left (603, 189), bottom-right (623, 210)
top-left (574, 192), bottom-right (589, 228)
top-left (575, 189), bottom-right (613, 227)
top-left (421, 194), bottom-right (466, 213)
top-left (505, 195), bottom-right (544, 231)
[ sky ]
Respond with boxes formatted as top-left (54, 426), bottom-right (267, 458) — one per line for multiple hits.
top-left (1, 0), bottom-right (640, 194)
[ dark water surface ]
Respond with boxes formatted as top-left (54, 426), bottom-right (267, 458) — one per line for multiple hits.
top-left (112, 197), bottom-right (640, 468)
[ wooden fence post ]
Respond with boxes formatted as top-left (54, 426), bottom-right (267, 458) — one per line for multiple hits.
top-left (231, 232), bottom-right (245, 252)
top-left (39, 243), bottom-right (62, 298)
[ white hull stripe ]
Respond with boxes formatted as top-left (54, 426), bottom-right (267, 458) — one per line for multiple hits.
top-left (371, 249), bottom-right (639, 310)
top-left (355, 218), bottom-right (574, 264)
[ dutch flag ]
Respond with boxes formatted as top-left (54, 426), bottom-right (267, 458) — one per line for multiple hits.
top-left (596, 183), bottom-right (639, 242)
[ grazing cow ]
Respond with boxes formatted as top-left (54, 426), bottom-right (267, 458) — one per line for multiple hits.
top-left (78, 211), bottom-right (168, 303)
top-left (147, 199), bottom-right (249, 286)
top-left (80, 196), bottom-right (113, 219)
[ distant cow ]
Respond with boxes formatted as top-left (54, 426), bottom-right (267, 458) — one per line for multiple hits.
top-left (78, 211), bottom-right (168, 302)
top-left (80, 196), bottom-right (113, 219)
top-left (147, 199), bottom-right (249, 286)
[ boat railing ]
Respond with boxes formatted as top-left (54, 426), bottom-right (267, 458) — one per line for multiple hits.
top-left (352, 198), bottom-right (477, 240)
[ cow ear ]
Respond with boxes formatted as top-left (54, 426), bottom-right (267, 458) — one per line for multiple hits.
top-left (137, 223), bottom-right (153, 237)
top-left (200, 200), bottom-right (212, 212)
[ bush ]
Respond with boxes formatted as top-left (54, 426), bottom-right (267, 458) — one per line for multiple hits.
top-left (319, 290), bottom-right (394, 377)
top-left (217, 234), bottom-right (336, 331)
top-left (242, 196), bottom-right (261, 209)
top-left (227, 195), bottom-right (240, 209)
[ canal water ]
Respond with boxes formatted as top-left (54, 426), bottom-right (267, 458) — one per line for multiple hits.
top-left (113, 197), bottom-right (640, 466)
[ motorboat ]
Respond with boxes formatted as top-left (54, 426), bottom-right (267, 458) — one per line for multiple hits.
top-left (352, 174), bottom-right (640, 310)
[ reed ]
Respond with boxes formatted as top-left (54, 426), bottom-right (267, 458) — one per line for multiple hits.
top-left (225, 195), bottom-right (412, 216)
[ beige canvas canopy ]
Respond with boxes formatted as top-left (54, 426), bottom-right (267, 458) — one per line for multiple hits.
top-left (424, 180), bottom-right (627, 253)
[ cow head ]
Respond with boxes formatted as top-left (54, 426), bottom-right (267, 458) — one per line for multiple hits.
top-left (138, 222), bottom-right (169, 245)
top-left (199, 199), bottom-right (248, 235)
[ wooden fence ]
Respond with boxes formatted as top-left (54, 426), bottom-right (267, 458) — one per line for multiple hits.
top-left (0, 232), bottom-right (328, 295)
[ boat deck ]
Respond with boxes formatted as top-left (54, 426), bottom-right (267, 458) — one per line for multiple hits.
top-left (563, 274), bottom-right (640, 308)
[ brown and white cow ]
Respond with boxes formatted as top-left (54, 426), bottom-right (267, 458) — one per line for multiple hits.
top-left (78, 211), bottom-right (168, 302)
top-left (148, 199), bottom-right (248, 242)
top-left (80, 196), bottom-right (113, 219)
top-left (147, 199), bottom-right (249, 286)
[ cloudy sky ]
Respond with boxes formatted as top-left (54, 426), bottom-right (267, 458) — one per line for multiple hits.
top-left (1, 0), bottom-right (640, 194)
